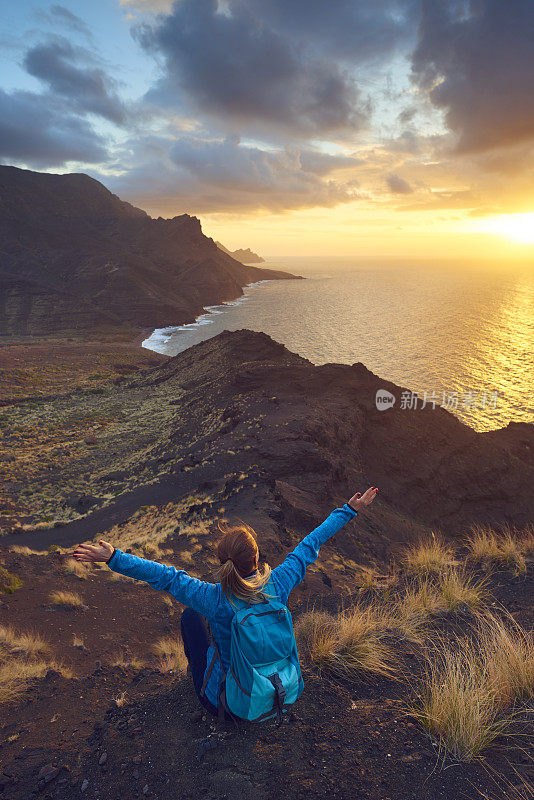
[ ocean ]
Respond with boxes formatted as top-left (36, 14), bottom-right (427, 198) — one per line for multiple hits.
top-left (143, 257), bottom-right (533, 432)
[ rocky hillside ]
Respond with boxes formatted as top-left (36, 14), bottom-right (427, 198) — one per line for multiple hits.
top-left (1, 330), bottom-right (532, 557)
top-left (0, 167), bottom-right (299, 336)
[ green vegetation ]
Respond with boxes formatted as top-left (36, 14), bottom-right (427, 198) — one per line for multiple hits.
top-left (0, 566), bottom-right (23, 594)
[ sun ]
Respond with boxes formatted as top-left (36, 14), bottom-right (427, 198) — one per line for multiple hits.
top-left (477, 212), bottom-right (534, 244)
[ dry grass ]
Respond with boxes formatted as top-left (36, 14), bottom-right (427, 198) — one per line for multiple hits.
top-left (477, 611), bottom-right (534, 707)
top-left (63, 558), bottom-right (89, 579)
top-left (520, 525), bottom-right (534, 557)
top-left (295, 606), bottom-right (398, 680)
top-left (94, 496), bottom-right (211, 557)
top-left (397, 580), bottom-right (445, 618)
top-left (409, 611), bottom-right (534, 761)
top-left (0, 658), bottom-right (73, 704)
top-left (466, 525), bottom-right (526, 574)
top-left (114, 691), bottom-right (129, 708)
top-left (0, 625), bottom-right (51, 658)
top-left (49, 590), bottom-right (84, 608)
top-left (72, 634), bottom-right (85, 649)
top-left (437, 568), bottom-right (488, 613)
top-left (9, 545), bottom-right (46, 556)
top-left (153, 636), bottom-right (188, 673)
top-left (411, 637), bottom-right (510, 762)
top-left (109, 654), bottom-right (146, 669)
top-left (402, 537), bottom-right (457, 576)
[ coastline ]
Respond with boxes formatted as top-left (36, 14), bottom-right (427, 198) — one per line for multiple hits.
top-left (141, 277), bottom-right (281, 355)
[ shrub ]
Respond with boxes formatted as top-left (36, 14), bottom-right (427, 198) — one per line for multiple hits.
top-left (0, 566), bottom-right (23, 594)
top-left (402, 537), bottom-right (457, 576)
top-left (49, 590), bottom-right (84, 608)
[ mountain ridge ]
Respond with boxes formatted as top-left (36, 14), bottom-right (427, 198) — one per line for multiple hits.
top-left (0, 166), bottom-right (300, 336)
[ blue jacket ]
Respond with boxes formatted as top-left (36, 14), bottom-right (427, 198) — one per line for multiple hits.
top-left (107, 503), bottom-right (358, 706)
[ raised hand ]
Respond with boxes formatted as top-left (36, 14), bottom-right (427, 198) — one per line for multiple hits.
top-left (348, 486), bottom-right (378, 511)
top-left (71, 539), bottom-right (114, 563)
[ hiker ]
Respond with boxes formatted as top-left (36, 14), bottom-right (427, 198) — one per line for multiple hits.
top-left (71, 486), bottom-right (378, 723)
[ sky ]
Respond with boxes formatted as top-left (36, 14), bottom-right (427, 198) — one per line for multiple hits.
top-left (1, 0), bottom-right (534, 258)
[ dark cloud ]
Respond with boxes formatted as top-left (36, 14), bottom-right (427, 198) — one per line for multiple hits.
top-left (135, 0), bottom-right (369, 138)
top-left (386, 172), bottom-right (413, 193)
top-left (411, 0), bottom-right (534, 153)
top-left (23, 38), bottom-right (128, 125)
top-left (46, 5), bottom-right (92, 38)
top-left (0, 89), bottom-right (107, 167)
top-left (241, 0), bottom-right (418, 63)
top-left (105, 133), bottom-right (363, 213)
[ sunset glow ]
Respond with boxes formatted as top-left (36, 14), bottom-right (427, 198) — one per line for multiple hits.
top-left (476, 213), bottom-right (534, 245)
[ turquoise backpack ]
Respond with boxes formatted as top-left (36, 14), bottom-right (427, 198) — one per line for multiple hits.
top-left (206, 578), bottom-right (304, 724)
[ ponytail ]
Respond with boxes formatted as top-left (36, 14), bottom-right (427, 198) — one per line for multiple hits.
top-left (214, 521), bottom-right (271, 606)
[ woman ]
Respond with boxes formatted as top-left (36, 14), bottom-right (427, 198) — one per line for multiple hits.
top-left (72, 486), bottom-right (378, 718)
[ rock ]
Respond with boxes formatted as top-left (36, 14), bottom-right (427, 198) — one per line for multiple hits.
top-left (208, 769), bottom-right (261, 800)
top-left (81, 778), bottom-right (89, 792)
top-left (37, 764), bottom-right (59, 784)
top-left (197, 737), bottom-right (218, 760)
top-left (143, 784), bottom-right (149, 794)
top-left (98, 752), bottom-right (107, 765)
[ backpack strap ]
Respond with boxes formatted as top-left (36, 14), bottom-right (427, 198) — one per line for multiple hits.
top-left (200, 621), bottom-right (220, 698)
top-left (268, 672), bottom-right (286, 727)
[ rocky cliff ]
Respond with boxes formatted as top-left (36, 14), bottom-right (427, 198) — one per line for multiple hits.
top-left (0, 167), bottom-right (298, 336)
top-left (215, 241), bottom-right (265, 263)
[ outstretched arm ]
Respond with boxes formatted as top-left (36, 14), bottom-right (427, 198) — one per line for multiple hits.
top-left (71, 540), bottom-right (220, 618)
top-left (271, 487), bottom-right (378, 604)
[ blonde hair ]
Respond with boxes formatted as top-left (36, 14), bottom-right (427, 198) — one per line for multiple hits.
top-left (214, 520), bottom-right (271, 606)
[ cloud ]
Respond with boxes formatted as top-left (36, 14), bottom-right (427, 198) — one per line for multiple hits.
top-left (44, 5), bottom-right (93, 38)
top-left (386, 172), bottom-right (413, 193)
top-left (23, 38), bottom-right (129, 125)
top-left (0, 89), bottom-right (107, 167)
top-left (105, 133), bottom-right (363, 213)
top-left (400, 189), bottom-right (479, 211)
top-left (135, 0), bottom-right (370, 138)
top-left (411, 0), bottom-right (534, 153)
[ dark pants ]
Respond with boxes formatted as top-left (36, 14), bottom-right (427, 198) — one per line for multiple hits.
top-left (180, 607), bottom-right (220, 717)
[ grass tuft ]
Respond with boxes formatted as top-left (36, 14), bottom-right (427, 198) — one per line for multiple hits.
top-left (0, 625), bottom-right (51, 658)
top-left (295, 606), bottom-right (398, 679)
top-left (153, 636), bottom-right (188, 673)
top-left (477, 611), bottom-right (534, 707)
top-left (411, 637), bottom-right (510, 762)
top-left (403, 537), bottom-right (457, 576)
top-left (49, 590), bottom-right (84, 608)
top-left (466, 525), bottom-right (526, 575)
top-left (63, 558), bottom-right (89, 579)
top-left (437, 568), bottom-right (488, 613)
